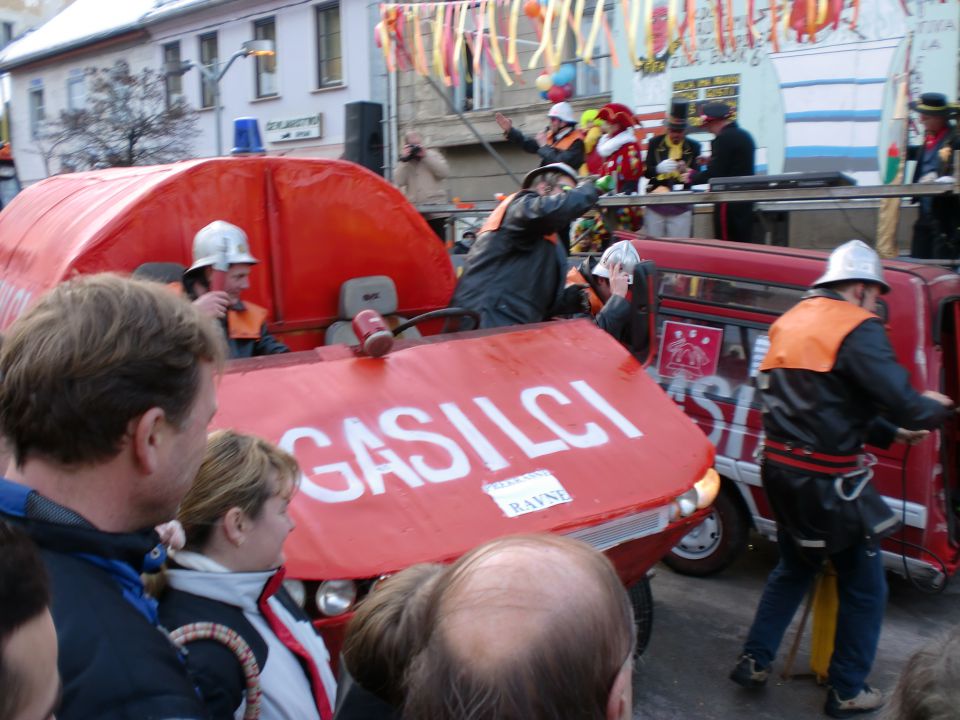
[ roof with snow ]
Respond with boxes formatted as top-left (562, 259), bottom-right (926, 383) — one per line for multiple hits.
top-left (0, 0), bottom-right (226, 72)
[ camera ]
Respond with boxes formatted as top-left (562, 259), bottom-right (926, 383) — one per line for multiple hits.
top-left (400, 144), bottom-right (422, 162)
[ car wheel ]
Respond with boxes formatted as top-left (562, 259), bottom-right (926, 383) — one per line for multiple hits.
top-left (663, 486), bottom-right (748, 577)
top-left (628, 576), bottom-right (653, 657)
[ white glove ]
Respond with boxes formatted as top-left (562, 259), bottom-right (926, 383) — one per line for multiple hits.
top-left (656, 159), bottom-right (679, 175)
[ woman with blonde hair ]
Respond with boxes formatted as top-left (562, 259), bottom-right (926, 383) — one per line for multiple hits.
top-left (158, 430), bottom-right (336, 720)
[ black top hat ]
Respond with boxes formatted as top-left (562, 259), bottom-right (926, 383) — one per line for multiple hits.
top-left (667, 99), bottom-right (689, 129)
top-left (910, 92), bottom-right (952, 116)
top-left (699, 101), bottom-right (733, 122)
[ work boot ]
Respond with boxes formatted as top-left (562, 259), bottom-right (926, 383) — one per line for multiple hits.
top-left (824, 685), bottom-right (884, 718)
top-left (729, 653), bottom-right (769, 688)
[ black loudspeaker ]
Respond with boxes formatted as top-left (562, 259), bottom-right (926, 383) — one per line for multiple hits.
top-left (343, 101), bottom-right (384, 176)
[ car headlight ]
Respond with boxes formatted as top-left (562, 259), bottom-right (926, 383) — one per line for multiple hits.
top-left (315, 579), bottom-right (357, 617)
top-left (672, 468), bottom-right (721, 519)
top-left (283, 579), bottom-right (306, 608)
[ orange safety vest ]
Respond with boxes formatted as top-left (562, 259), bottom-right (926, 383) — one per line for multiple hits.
top-left (164, 281), bottom-right (268, 340)
top-left (759, 296), bottom-right (876, 373)
top-left (478, 192), bottom-right (559, 245)
top-left (565, 267), bottom-right (603, 316)
top-left (549, 128), bottom-right (585, 151)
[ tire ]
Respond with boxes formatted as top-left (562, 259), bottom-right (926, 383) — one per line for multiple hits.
top-left (663, 486), bottom-right (748, 577)
top-left (627, 576), bottom-right (653, 658)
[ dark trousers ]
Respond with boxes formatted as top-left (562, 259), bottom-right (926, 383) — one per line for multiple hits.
top-left (713, 202), bottom-right (757, 243)
top-left (742, 528), bottom-right (887, 698)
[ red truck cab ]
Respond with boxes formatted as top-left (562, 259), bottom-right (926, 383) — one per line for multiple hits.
top-left (623, 234), bottom-right (960, 587)
top-left (0, 157), bottom-right (719, 659)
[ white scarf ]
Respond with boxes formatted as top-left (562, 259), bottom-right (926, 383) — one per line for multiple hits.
top-left (596, 128), bottom-right (636, 159)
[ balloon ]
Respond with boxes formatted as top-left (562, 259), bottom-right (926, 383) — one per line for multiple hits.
top-left (524, 0), bottom-right (541, 18)
top-left (540, 90), bottom-right (550, 100)
top-left (559, 83), bottom-right (573, 100)
top-left (535, 73), bottom-right (553, 92)
top-left (547, 85), bottom-right (566, 102)
top-left (554, 63), bottom-right (576, 85)
top-left (538, 0), bottom-right (547, 5)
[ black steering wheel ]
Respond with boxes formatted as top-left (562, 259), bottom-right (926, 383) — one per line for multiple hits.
top-left (392, 307), bottom-right (481, 336)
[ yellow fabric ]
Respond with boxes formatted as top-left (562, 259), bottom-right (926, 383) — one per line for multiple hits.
top-left (810, 566), bottom-right (838, 683)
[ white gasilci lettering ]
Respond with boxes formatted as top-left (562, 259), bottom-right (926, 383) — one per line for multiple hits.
top-left (474, 396), bottom-right (570, 458)
top-left (379, 407), bottom-right (471, 483)
top-left (279, 427), bottom-right (365, 503)
top-left (345, 417), bottom-right (425, 494)
top-left (569, 380), bottom-right (643, 438)
top-left (440, 401), bottom-right (510, 471)
top-left (521, 386), bottom-right (609, 448)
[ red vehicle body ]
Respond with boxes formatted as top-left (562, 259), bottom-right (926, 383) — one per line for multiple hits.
top-left (0, 157), bottom-right (718, 659)
top-left (624, 233), bottom-right (960, 587)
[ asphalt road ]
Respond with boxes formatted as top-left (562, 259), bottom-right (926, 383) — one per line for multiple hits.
top-left (632, 533), bottom-right (960, 719)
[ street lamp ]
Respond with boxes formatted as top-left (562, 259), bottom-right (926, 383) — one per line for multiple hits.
top-left (165, 39), bottom-right (276, 156)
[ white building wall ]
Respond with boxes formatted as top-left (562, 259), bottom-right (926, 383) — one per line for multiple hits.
top-left (147, 0), bottom-right (377, 159)
top-left (8, 38), bottom-right (154, 184)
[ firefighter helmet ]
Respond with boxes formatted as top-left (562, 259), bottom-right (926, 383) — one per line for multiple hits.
top-left (521, 163), bottom-right (580, 190)
top-left (593, 240), bottom-right (641, 284)
top-left (189, 221), bottom-right (259, 273)
top-left (812, 240), bottom-right (889, 294)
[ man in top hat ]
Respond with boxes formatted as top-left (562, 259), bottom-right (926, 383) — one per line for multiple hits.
top-left (495, 102), bottom-right (586, 171)
top-left (451, 163), bottom-right (599, 328)
top-left (685, 101), bottom-right (756, 243)
top-left (907, 92), bottom-right (958, 259)
top-left (644, 99), bottom-right (702, 238)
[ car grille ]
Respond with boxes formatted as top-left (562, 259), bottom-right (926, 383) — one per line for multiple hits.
top-left (566, 506), bottom-right (669, 551)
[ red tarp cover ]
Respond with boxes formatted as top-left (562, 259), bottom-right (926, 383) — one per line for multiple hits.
top-left (0, 158), bottom-right (455, 336)
top-left (213, 320), bottom-right (714, 581)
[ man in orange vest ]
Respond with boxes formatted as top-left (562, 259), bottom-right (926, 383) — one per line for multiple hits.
top-left (184, 220), bottom-right (289, 359)
top-left (565, 239), bottom-right (637, 342)
top-left (495, 102), bottom-right (585, 171)
top-left (451, 163), bottom-right (599, 328)
top-left (730, 240), bottom-right (953, 718)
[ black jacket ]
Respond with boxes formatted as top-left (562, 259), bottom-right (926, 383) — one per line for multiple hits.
top-left (505, 126), bottom-right (585, 170)
top-left (689, 122), bottom-right (755, 185)
top-left (451, 184), bottom-right (599, 328)
top-left (644, 134), bottom-right (702, 191)
top-left (0, 480), bottom-right (207, 720)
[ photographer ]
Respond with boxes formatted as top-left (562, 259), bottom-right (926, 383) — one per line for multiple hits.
top-left (394, 131), bottom-right (450, 240)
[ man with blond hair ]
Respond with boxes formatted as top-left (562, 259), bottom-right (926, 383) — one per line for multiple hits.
top-left (0, 274), bottom-right (223, 720)
top-left (404, 534), bottom-right (636, 720)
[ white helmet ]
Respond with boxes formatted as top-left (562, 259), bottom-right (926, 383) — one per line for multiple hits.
top-left (189, 221), bottom-right (259, 273)
top-left (812, 240), bottom-right (889, 294)
top-left (593, 240), bottom-right (641, 283)
top-left (548, 102), bottom-right (576, 125)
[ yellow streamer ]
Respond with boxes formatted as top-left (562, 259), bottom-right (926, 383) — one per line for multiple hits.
top-left (582, 0), bottom-right (604, 64)
top-left (666, 0), bottom-right (677, 52)
top-left (726, 0), bottom-right (735, 52)
top-left (644, 0), bottom-right (654, 59)
top-left (432, 5), bottom-right (445, 81)
top-left (507, 0), bottom-right (523, 73)
top-left (554, 0), bottom-right (573, 61)
top-left (573, 0), bottom-right (587, 55)
top-left (624, 0), bottom-right (639, 69)
top-left (781, 0), bottom-right (791, 39)
top-left (487, 0), bottom-right (515, 85)
top-left (816, 0), bottom-right (828, 24)
top-left (412, 5), bottom-right (427, 75)
top-left (528, 0), bottom-right (556, 71)
top-left (473, 0), bottom-right (484, 79)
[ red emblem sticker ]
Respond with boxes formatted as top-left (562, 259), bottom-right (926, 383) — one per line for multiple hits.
top-left (657, 321), bottom-right (723, 380)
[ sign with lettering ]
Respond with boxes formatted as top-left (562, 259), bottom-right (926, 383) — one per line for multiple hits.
top-left (484, 470), bottom-right (573, 518)
top-left (265, 114), bottom-right (323, 143)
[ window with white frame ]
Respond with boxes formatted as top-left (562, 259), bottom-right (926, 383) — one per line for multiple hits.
top-left (254, 17), bottom-right (278, 98)
top-left (451, 43), bottom-right (494, 113)
top-left (28, 85), bottom-right (44, 138)
top-left (163, 41), bottom-right (183, 106)
top-left (1, 21), bottom-right (14, 50)
top-left (66, 71), bottom-right (85, 110)
top-left (199, 32), bottom-right (218, 108)
top-left (573, 3), bottom-right (613, 97)
top-left (315, 3), bottom-right (342, 88)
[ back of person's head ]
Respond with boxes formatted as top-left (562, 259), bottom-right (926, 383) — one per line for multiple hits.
top-left (882, 626), bottom-right (960, 720)
top-left (0, 274), bottom-right (224, 468)
top-left (342, 563), bottom-right (445, 707)
top-left (0, 521), bottom-right (58, 720)
top-left (177, 429), bottom-right (300, 552)
top-left (404, 534), bottom-right (635, 720)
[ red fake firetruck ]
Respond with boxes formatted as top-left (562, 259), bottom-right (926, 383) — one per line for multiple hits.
top-left (623, 233), bottom-right (960, 589)
top-left (0, 157), bottom-right (718, 659)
